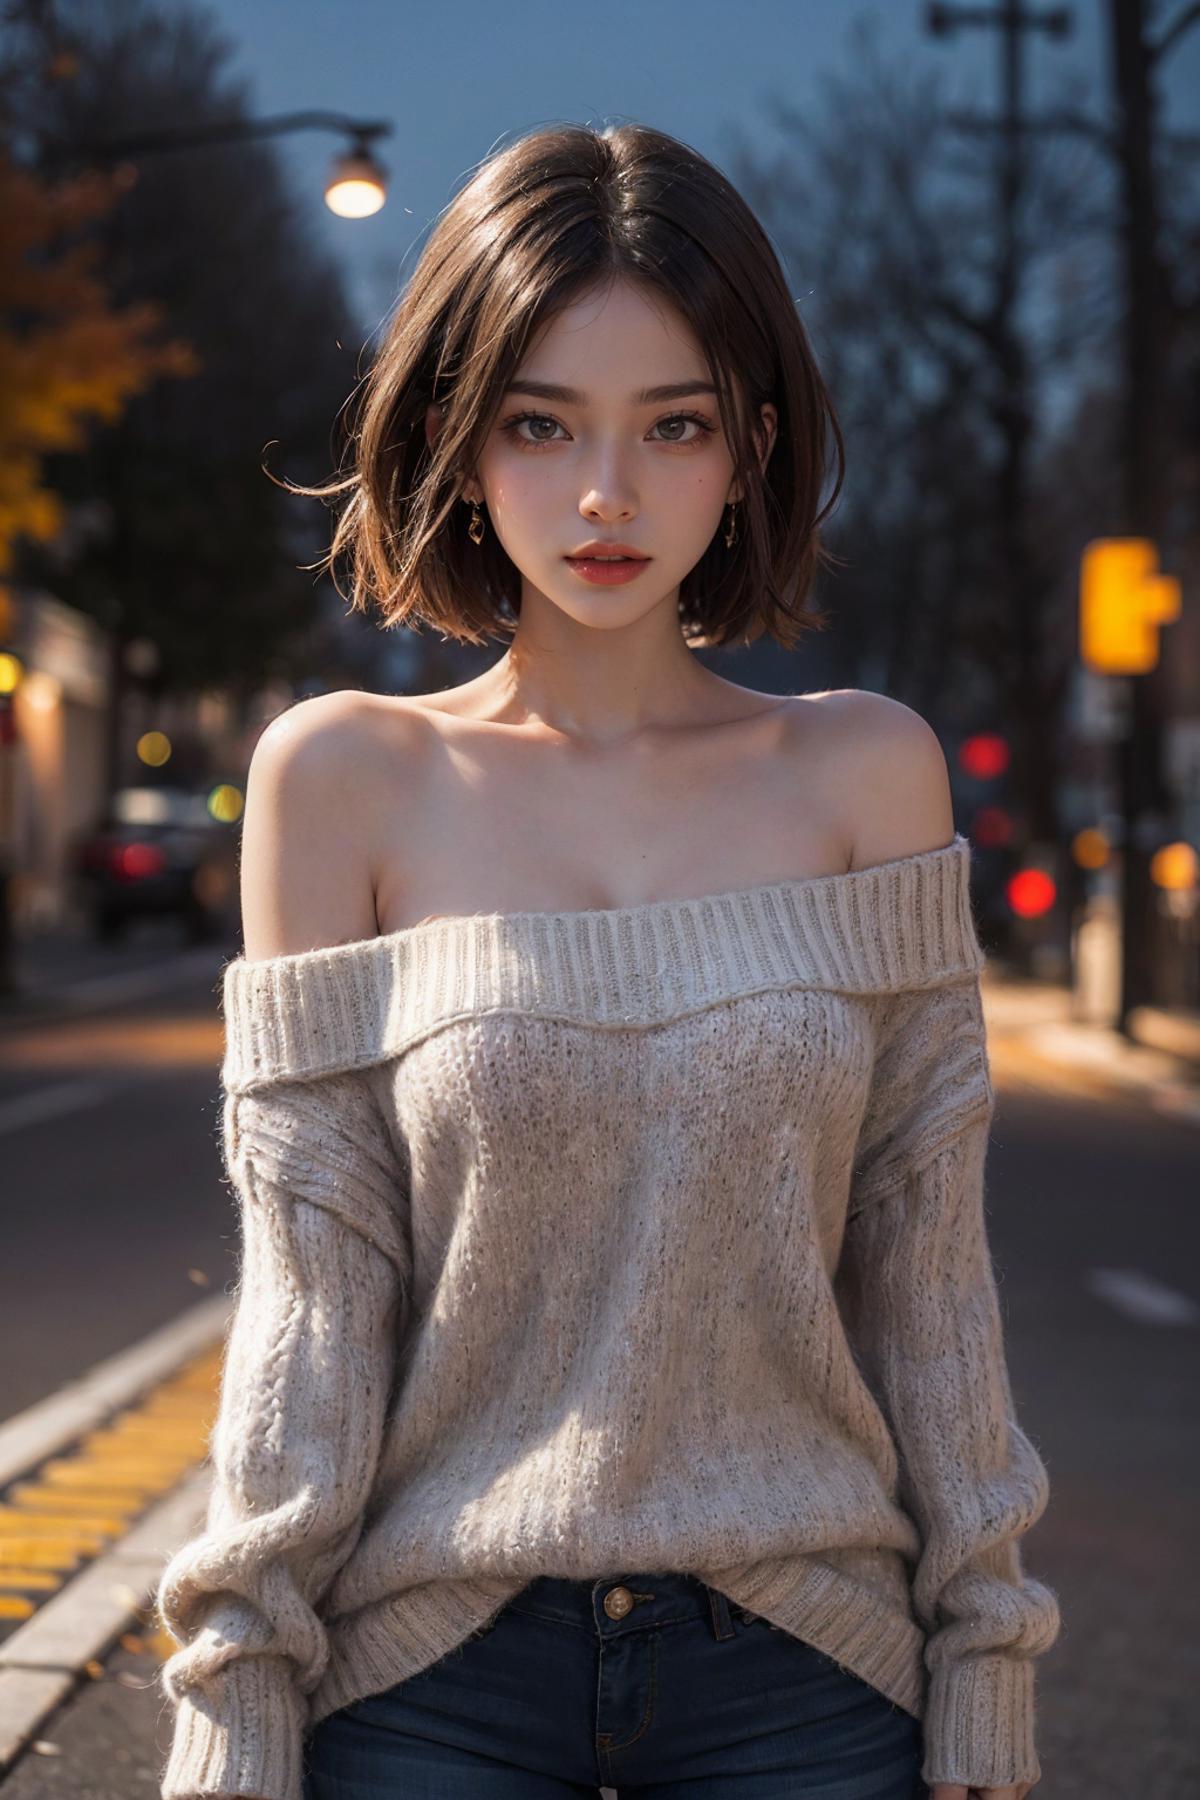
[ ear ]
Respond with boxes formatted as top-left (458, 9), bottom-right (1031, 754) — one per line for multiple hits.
top-left (756, 402), bottom-right (779, 471)
top-left (728, 401), bottom-right (778, 504)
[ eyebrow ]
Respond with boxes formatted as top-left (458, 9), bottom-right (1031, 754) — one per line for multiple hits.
top-left (503, 378), bottom-right (719, 405)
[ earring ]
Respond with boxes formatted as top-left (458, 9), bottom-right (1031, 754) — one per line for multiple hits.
top-left (724, 500), bottom-right (739, 548)
top-left (467, 498), bottom-right (486, 545)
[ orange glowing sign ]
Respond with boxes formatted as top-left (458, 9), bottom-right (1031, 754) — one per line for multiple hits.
top-left (1080, 539), bottom-right (1180, 674)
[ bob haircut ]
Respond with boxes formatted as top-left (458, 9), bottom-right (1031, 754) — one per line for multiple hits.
top-left (286, 120), bottom-right (846, 651)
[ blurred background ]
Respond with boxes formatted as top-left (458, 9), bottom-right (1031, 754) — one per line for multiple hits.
top-left (0, 3), bottom-right (1197, 1796)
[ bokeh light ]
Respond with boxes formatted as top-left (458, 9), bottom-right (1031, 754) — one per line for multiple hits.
top-left (136, 731), bottom-right (172, 768)
top-left (1072, 828), bottom-right (1111, 871)
top-left (1007, 867), bottom-right (1057, 919)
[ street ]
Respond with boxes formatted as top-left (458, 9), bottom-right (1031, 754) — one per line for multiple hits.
top-left (0, 952), bottom-right (233, 1423)
top-left (5, 2), bottom-right (1200, 1791)
top-left (0, 949), bottom-right (1197, 1795)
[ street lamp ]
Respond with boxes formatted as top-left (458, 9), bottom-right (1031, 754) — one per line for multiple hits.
top-left (325, 136), bottom-right (388, 219)
top-left (38, 110), bottom-right (395, 219)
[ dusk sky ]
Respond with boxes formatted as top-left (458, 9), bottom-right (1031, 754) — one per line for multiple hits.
top-left (177, 0), bottom-right (1200, 337)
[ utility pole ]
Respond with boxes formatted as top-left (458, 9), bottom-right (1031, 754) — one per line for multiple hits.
top-left (1107, 0), bottom-right (1189, 1034)
top-left (925, 3), bottom-right (1073, 861)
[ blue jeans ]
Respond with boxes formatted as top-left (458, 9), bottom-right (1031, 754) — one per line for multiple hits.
top-left (303, 1570), bottom-right (928, 1797)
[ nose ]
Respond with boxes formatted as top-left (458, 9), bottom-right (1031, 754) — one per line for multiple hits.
top-left (579, 490), bottom-right (637, 525)
top-left (578, 455), bottom-right (637, 524)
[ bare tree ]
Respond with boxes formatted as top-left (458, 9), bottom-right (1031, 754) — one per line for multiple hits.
top-left (724, 16), bottom-right (1122, 844)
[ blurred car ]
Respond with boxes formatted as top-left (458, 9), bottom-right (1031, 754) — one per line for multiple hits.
top-left (70, 785), bottom-right (240, 944)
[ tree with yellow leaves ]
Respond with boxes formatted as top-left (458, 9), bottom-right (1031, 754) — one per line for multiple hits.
top-left (0, 148), bottom-right (199, 577)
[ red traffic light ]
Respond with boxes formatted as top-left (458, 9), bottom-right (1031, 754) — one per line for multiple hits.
top-left (959, 733), bottom-right (1010, 781)
top-left (1007, 867), bottom-right (1056, 919)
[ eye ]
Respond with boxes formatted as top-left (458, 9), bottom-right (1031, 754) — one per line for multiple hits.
top-left (502, 412), bottom-right (564, 445)
top-left (499, 411), bottom-right (565, 446)
top-left (498, 409), bottom-right (717, 449)
top-left (650, 411), bottom-right (716, 445)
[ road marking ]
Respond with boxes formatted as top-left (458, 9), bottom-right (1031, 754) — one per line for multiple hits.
top-left (0, 1080), bottom-right (115, 1138)
top-left (1085, 1266), bottom-right (1200, 1326)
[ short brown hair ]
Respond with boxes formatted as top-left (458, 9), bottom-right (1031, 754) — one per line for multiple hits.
top-left (284, 121), bottom-right (846, 650)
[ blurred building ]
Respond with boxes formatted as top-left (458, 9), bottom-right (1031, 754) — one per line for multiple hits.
top-left (5, 587), bottom-right (109, 932)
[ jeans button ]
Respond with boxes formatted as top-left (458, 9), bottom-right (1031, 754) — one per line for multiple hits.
top-left (603, 1584), bottom-right (634, 1619)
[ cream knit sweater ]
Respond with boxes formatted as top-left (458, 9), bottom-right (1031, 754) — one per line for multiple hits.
top-left (155, 833), bottom-right (1061, 1799)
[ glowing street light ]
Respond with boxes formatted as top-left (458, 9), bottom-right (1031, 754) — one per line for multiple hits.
top-left (43, 111), bottom-right (395, 222)
top-left (325, 143), bottom-right (388, 218)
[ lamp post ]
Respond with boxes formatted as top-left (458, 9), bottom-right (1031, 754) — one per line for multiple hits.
top-left (36, 110), bottom-right (394, 217)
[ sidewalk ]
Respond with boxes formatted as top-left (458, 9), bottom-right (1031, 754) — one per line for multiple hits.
top-left (981, 960), bottom-right (1200, 1119)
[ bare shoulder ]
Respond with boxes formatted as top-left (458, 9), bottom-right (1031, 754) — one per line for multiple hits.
top-left (238, 689), bottom-right (427, 962)
top-left (790, 689), bottom-right (956, 871)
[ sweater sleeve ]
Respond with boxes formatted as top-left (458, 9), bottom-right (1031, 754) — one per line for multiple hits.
top-left (837, 975), bottom-right (1062, 1792)
top-left (155, 1065), bottom-right (411, 1800)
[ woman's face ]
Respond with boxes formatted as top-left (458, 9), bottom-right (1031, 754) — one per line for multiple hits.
top-left (427, 277), bottom-right (776, 632)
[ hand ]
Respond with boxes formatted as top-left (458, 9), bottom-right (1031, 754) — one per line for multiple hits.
top-left (931, 1783), bottom-right (1038, 1799)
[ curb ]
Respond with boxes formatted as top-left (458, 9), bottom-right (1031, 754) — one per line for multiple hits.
top-left (0, 1470), bottom-right (211, 1776)
top-left (0, 1301), bottom-right (230, 1779)
top-left (0, 1298), bottom-right (228, 1493)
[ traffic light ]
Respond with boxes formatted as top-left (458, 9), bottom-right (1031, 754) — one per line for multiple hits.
top-left (1080, 538), bottom-right (1180, 674)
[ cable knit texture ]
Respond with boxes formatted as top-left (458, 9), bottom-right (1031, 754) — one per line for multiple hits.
top-left (155, 833), bottom-right (1061, 1799)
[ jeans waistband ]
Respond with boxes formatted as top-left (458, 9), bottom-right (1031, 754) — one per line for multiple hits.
top-left (506, 1571), bottom-right (738, 1640)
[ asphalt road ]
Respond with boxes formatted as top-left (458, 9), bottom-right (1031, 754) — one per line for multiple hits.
top-left (0, 963), bottom-right (234, 1421)
top-left (0, 953), bottom-right (1196, 1796)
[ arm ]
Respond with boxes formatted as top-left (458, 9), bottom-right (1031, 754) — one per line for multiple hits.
top-left (156, 1067), bottom-right (411, 1800)
top-left (156, 704), bottom-right (409, 1800)
top-left (835, 974), bottom-right (1062, 1792)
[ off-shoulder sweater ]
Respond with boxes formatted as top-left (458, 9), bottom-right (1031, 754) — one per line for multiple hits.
top-left (155, 833), bottom-right (1061, 1800)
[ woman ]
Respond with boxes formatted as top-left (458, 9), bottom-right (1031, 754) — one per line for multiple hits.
top-left (156, 120), bottom-right (1061, 1800)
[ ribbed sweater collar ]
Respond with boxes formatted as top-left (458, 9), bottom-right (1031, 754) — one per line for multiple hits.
top-left (220, 833), bottom-right (985, 1094)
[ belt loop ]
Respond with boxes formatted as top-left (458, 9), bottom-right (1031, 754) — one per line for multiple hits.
top-left (707, 1584), bottom-right (735, 1641)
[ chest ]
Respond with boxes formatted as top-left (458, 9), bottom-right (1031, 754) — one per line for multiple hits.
top-left (381, 986), bottom-right (877, 1206)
